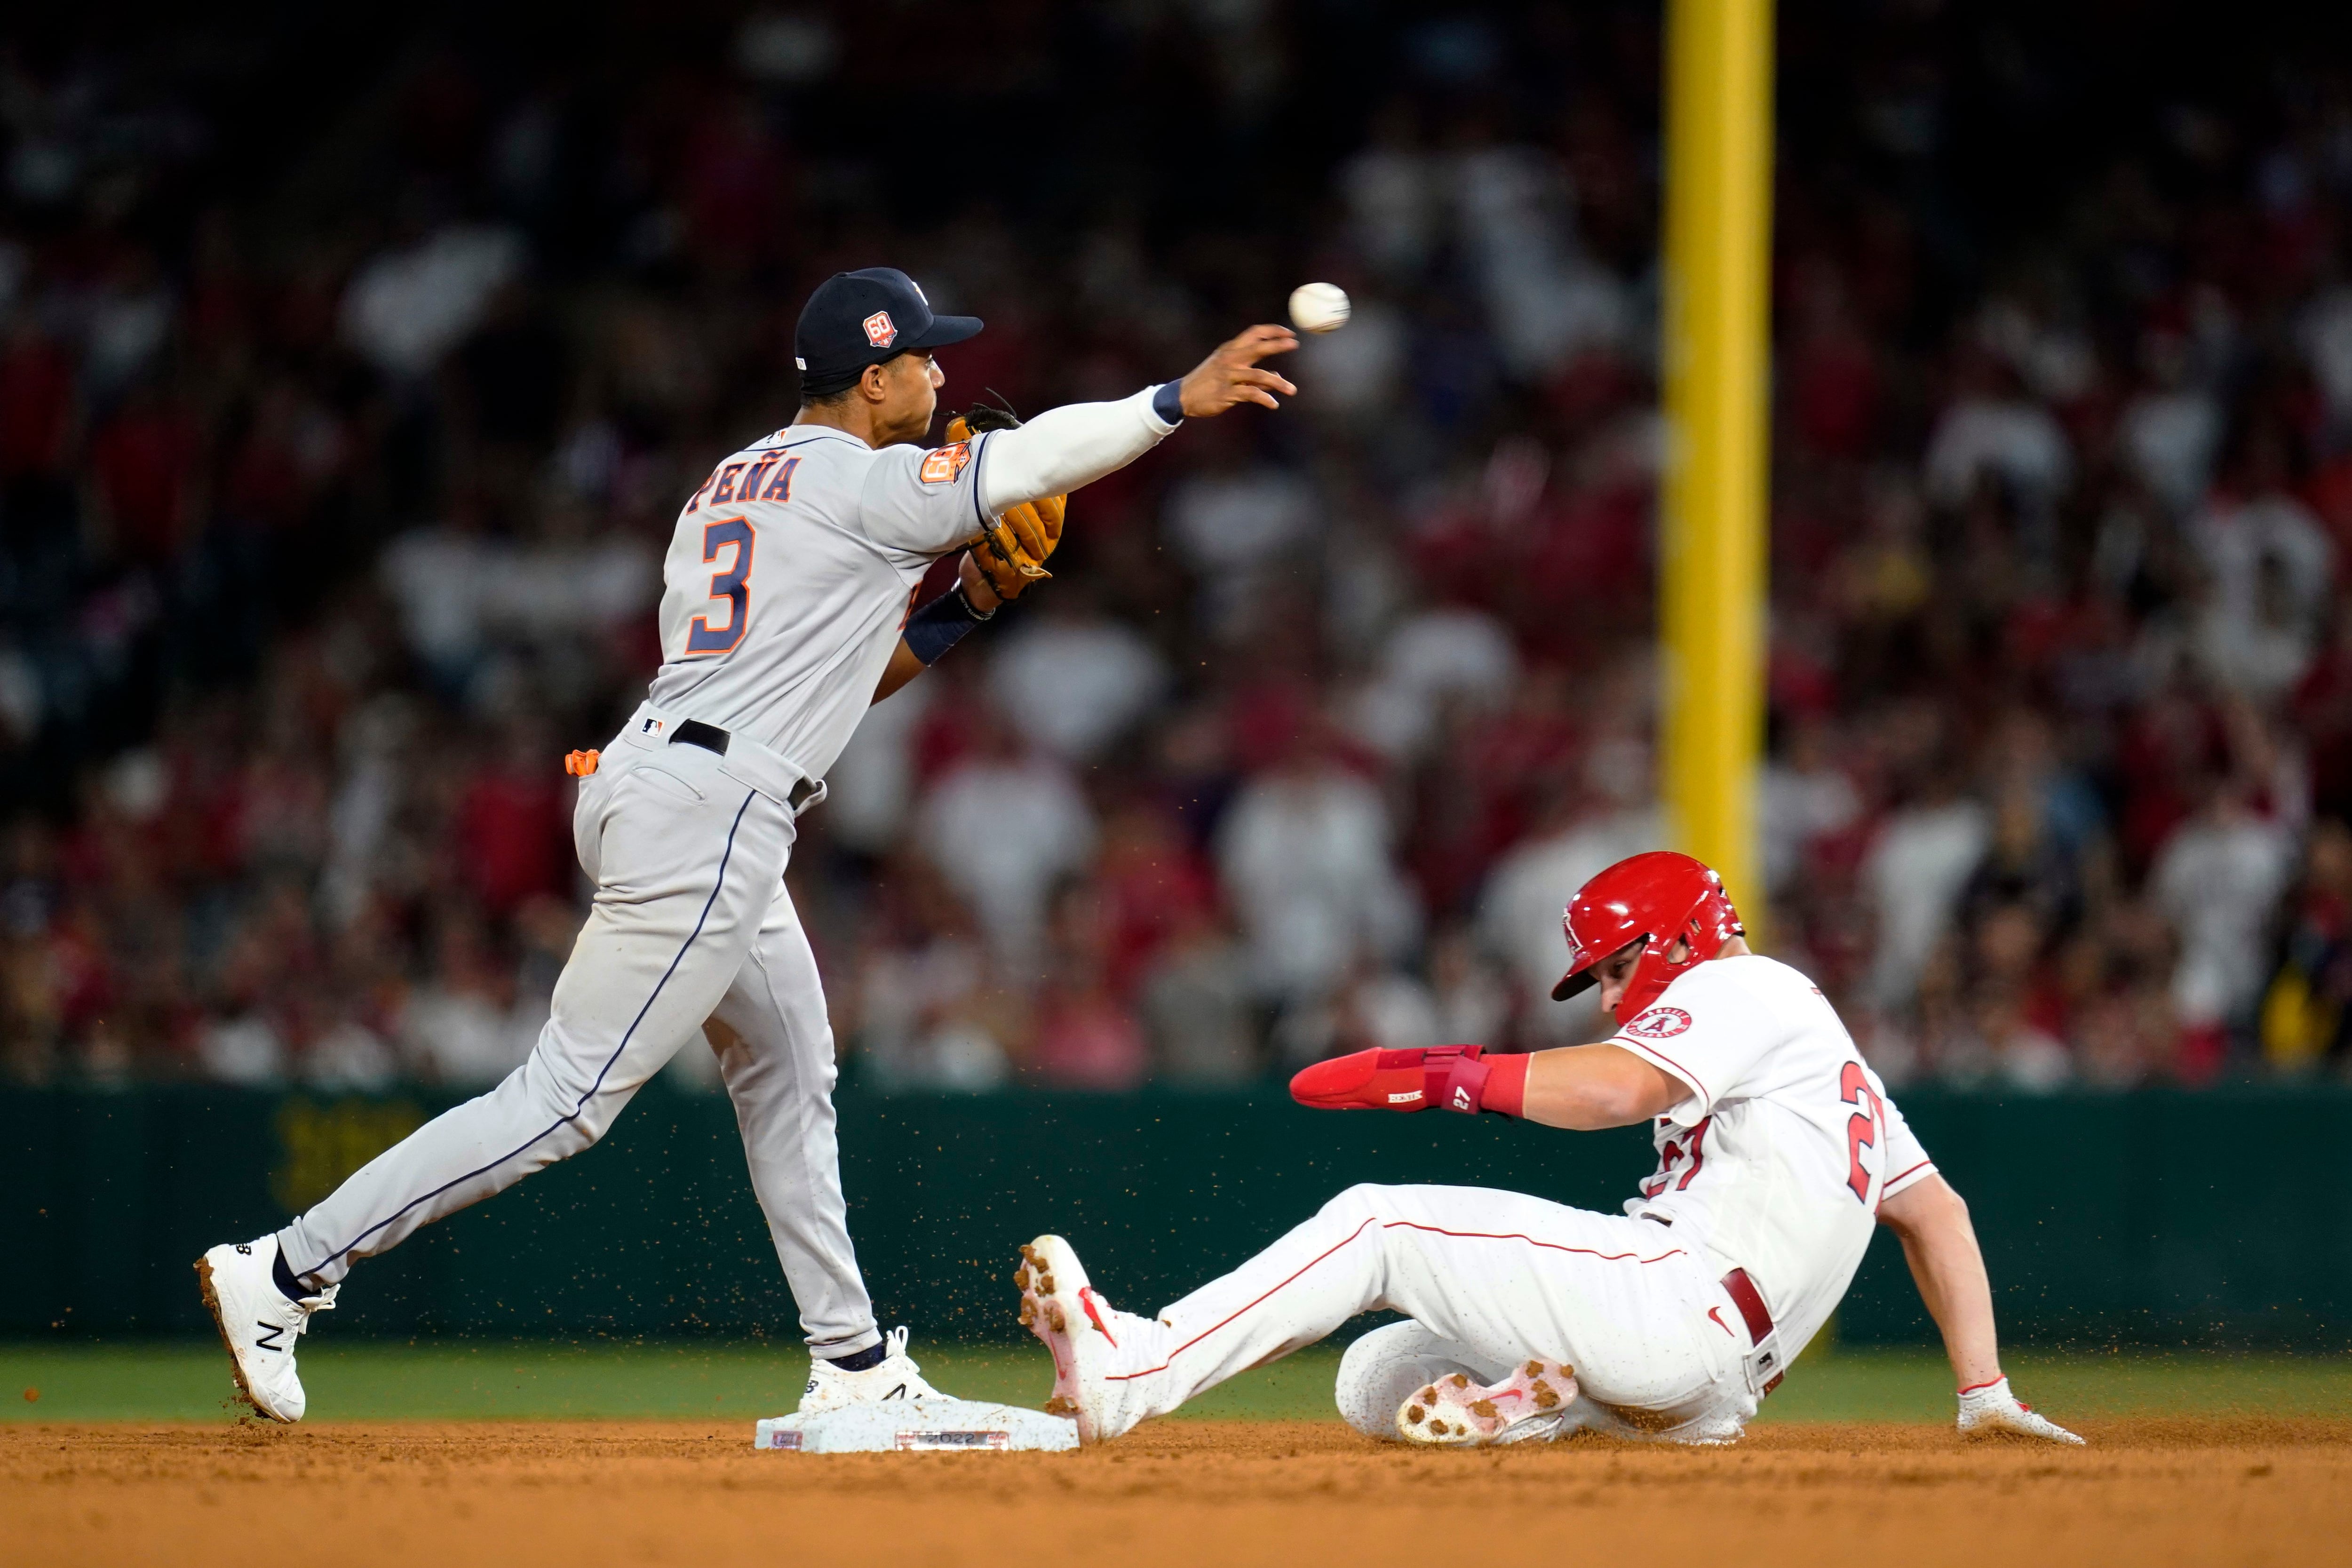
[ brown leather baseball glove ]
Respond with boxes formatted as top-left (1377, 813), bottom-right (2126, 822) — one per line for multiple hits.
top-left (948, 397), bottom-right (1065, 602)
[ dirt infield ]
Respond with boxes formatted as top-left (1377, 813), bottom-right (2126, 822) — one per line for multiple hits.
top-left (9, 1417), bottom-right (2348, 1568)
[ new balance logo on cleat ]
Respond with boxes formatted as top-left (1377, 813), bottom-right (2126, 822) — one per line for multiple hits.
top-left (254, 1323), bottom-right (286, 1353)
top-left (794, 1327), bottom-right (946, 1417)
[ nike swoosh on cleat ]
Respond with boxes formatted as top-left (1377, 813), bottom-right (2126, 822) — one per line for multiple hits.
top-left (1707, 1307), bottom-right (1732, 1336)
top-left (1079, 1289), bottom-right (1119, 1347)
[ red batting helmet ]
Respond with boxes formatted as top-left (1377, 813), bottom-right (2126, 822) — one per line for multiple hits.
top-left (1551, 851), bottom-right (1743, 1019)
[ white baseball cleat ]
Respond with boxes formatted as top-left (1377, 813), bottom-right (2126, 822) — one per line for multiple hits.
top-left (797, 1325), bottom-right (946, 1414)
top-left (1016, 1235), bottom-right (1152, 1444)
top-left (194, 1236), bottom-right (338, 1424)
top-left (1396, 1357), bottom-right (1578, 1447)
top-left (1957, 1377), bottom-right (2085, 1445)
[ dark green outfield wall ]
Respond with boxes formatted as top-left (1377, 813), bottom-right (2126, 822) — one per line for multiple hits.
top-left (4, 1085), bottom-right (2344, 1347)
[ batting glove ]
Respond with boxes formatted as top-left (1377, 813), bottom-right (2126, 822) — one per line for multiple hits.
top-left (1957, 1377), bottom-right (2084, 1444)
top-left (1291, 1046), bottom-right (1519, 1115)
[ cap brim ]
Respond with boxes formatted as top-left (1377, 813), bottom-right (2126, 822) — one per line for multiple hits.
top-left (907, 314), bottom-right (984, 349)
top-left (1550, 967), bottom-right (1597, 1003)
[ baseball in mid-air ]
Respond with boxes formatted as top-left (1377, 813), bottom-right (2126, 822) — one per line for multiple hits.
top-left (1288, 281), bottom-right (1351, 333)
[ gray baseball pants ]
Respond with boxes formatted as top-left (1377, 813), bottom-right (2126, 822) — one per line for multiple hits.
top-left (274, 704), bottom-right (879, 1356)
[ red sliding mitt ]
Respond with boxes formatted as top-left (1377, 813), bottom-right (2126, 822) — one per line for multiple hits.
top-left (1290, 1045), bottom-right (1526, 1116)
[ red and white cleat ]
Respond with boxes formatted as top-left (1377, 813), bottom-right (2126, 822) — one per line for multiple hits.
top-left (1015, 1234), bottom-right (1151, 1445)
top-left (1396, 1358), bottom-right (1577, 1447)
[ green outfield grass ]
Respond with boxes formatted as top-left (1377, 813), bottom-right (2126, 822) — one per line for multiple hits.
top-left (4, 1339), bottom-right (2348, 1425)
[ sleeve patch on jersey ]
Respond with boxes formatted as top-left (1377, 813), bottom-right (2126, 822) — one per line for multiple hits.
top-left (1621, 1006), bottom-right (1692, 1040)
top-left (920, 441), bottom-right (973, 484)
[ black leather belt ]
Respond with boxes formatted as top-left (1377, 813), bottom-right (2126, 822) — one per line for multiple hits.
top-left (673, 718), bottom-right (731, 756)
top-left (670, 719), bottom-right (820, 812)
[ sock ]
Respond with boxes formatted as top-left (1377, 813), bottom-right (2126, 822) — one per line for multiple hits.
top-left (271, 1249), bottom-right (309, 1303)
top-left (826, 1340), bottom-right (890, 1372)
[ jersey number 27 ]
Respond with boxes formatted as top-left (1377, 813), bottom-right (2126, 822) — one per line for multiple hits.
top-left (686, 517), bottom-right (754, 655)
top-left (1839, 1060), bottom-right (1884, 1204)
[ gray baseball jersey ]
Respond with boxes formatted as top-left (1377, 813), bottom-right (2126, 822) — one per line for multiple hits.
top-left (646, 424), bottom-right (999, 783)
top-left (645, 386), bottom-right (1176, 785)
top-left (270, 391), bottom-right (1177, 1370)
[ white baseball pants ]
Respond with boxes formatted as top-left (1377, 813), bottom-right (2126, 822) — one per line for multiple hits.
top-left (1101, 1183), bottom-right (1757, 1439)
top-left (276, 705), bottom-right (880, 1356)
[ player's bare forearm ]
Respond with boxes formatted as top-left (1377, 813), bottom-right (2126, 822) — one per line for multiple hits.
top-left (1518, 1044), bottom-right (1686, 1130)
top-left (872, 554), bottom-right (1002, 705)
top-left (1877, 1174), bottom-right (2003, 1391)
top-left (872, 640), bottom-right (927, 704)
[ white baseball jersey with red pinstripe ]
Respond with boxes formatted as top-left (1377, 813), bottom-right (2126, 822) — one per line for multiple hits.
top-left (1056, 951), bottom-right (1935, 1443)
top-left (1611, 953), bottom-right (1935, 1371)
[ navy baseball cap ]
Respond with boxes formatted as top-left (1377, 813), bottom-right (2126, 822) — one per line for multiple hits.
top-left (795, 268), bottom-right (983, 397)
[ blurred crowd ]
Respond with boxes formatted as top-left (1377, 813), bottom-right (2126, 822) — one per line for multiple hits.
top-left (5, 2), bottom-right (2352, 1095)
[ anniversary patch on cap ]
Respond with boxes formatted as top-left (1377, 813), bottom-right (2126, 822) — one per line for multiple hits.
top-left (795, 269), bottom-right (981, 397)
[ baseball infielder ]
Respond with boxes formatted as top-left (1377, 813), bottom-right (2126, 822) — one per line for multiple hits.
top-left (197, 266), bottom-right (1301, 1422)
top-left (1019, 851), bottom-right (2082, 1447)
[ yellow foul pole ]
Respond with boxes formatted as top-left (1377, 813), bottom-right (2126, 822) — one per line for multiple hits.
top-left (1660, 0), bottom-right (1773, 932)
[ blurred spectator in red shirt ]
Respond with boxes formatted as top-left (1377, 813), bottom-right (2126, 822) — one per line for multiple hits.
top-left (88, 380), bottom-right (202, 567)
top-left (0, 318), bottom-right (75, 480)
top-left (1029, 878), bottom-right (1149, 1090)
top-left (457, 729), bottom-right (571, 917)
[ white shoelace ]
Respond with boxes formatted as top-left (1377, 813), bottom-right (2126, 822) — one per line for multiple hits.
top-left (286, 1284), bottom-right (340, 1335)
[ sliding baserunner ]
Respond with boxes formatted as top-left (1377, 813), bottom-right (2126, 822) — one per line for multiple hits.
top-left (197, 266), bottom-right (1299, 1422)
top-left (1017, 850), bottom-right (2081, 1447)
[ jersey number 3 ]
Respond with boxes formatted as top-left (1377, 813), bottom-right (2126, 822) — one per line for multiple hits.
top-left (686, 517), bottom-right (754, 655)
top-left (1839, 1060), bottom-right (1883, 1204)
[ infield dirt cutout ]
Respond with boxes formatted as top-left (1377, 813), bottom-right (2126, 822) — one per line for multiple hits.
top-left (8, 1417), bottom-right (2346, 1567)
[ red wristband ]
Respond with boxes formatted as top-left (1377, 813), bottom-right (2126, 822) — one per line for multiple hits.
top-left (1424, 1047), bottom-right (1530, 1116)
top-left (1483, 1052), bottom-right (1530, 1117)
